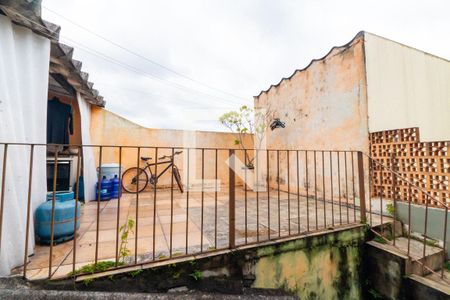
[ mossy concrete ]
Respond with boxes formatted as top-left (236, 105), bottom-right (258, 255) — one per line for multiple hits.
top-left (250, 226), bottom-right (365, 299)
top-left (31, 225), bottom-right (366, 299)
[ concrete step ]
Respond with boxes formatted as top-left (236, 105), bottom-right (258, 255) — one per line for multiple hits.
top-left (369, 236), bottom-right (444, 276)
top-left (371, 220), bottom-right (403, 239)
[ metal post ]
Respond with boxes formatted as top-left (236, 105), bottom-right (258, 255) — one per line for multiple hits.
top-left (72, 146), bottom-right (82, 274)
top-left (357, 152), bottom-right (367, 223)
top-left (23, 145), bottom-right (34, 278)
top-left (392, 153), bottom-right (398, 246)
top-left (0, 144), bottom-right (8, 251)
top-left (228, 150), bottom-right (236, 248)
top-left (49, 149), bottom-right (59, 278)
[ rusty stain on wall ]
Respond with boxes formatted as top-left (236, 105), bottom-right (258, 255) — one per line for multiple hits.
top-left (254, 33), bottom-right (369, 199)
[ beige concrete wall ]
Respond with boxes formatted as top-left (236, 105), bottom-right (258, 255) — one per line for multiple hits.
top-left (365, 32), bottom-right (450, 142)
top-left (90, 107), bottom-right (253, 187)
top-left (254, 33), bottom-right (369, 199)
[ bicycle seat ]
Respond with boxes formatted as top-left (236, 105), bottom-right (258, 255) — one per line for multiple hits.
top-left (141, 156), bottom-right (152, 161)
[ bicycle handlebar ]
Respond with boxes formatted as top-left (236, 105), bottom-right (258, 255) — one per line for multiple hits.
top-left (158, 150), bottom-right (183, 160)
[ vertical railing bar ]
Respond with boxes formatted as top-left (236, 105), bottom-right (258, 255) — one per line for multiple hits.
top-left (49, 148), bottom-right (59, 278)
top-left (152, 147), bottom-right (158, 260)
top-left (296, 150), bottom-right (300, 234)
top-left (0, 144), bottom-right (8, 252)
top-left (322, 151), bottom-right (326, 229)
top-left (314, 150), bottom-right (318, 230)
top-left (422, 194), bottom-right (429, 275)
top-left (407, 184), bottom-right (412, 256)
top-left (344, 151), bottom-right (349, 224)
top-left (94, 146), bottom-right (103, 267)
top-left (351, 152), bottom-right (356, 222)
top-left (287, 150), bottom-right (291, 235)
top-left (392, 154), bottom-right (397, 247)
top-left (305, 151), bottom-right (310, 232)
top-left (368, 156), bottom-right (373, 226)
top-left (114, 146), bottom-right (122, 266)
top-left (23, 145), bottom-right (34, 278)
top-left (337, 151), bottom-right (342, 225)
top-left (185, 149), bottom-right (190, 254)
top-left (244, 150), bottom-right (248, 244)
top-left (379, 168), bottom-right (384, 226)
top-left (133, 147), bottom-right (140, 264)
top-left (357, 152), bottom-right (367, 224)
top-left (441, 206), bottom-right (448, 279)
top-left (256, 149), bottom-right (260, 242)
top-left (329, 151), bottom-right (334, 227)
top-left (267, 150), bottom-right (270, 240)
top-left (277, 150), bottom-right (280, 237)
top-left (214, 149), bottom-right (218, 249)
top-left (72, 146), bottom-right (81, 274)
top-left (169, 148), bottom-right (174, 258)
top-left (228, 149), bottom-right (236, 248)
top-left (201, 148), bottom-right (205, 251)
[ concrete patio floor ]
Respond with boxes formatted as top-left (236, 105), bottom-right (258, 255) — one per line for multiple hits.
top-left (20, 185), bottom-right (376, 280)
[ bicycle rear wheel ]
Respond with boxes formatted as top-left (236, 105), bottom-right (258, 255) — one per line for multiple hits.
top-left (173, 166), bottom-right (184, 193)
top-left (122, 167), bottom-right (148, 193)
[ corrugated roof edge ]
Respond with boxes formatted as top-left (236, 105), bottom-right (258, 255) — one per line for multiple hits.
top-left (254, 31), bottom-right (365, 99)
top-left (254, 30), bottom-right (450, 99)
top-left (0, 4), bottom-right (105, 107)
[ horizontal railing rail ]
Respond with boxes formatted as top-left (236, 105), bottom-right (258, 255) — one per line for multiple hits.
top-left (0, 143), bottom-right (366, 280)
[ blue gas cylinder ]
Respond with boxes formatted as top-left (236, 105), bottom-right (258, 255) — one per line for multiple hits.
top-left (35, 199), bottom-right (81, 244)
top-left (73, 176), bottom-right (85, 201)
top-left (96, 176), bottom-right (111, 200)
top-left (46, 191), bottom-right (74, 202)
top-left (110, 175), bottom-right (121, 199)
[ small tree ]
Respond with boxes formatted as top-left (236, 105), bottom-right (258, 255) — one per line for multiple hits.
top-left (219, 105), bottom-right (271, 169)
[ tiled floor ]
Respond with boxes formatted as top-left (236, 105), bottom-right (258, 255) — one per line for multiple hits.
top-left (22, 186), bottom-right (369, 280)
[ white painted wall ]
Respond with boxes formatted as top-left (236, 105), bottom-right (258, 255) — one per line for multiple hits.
top-left (0, 15), bottom-right (50, 276)
top-left (365, 32), bottom-right (450, 142)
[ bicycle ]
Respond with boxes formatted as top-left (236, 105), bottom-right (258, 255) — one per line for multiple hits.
top-left (121, 151), bottom-right (184, 193)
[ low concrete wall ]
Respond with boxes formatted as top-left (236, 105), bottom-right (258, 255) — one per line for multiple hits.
top-left (37, 226), bottom-right (366, 299)
top-left (250, 226), bottom-right (365, 299)
top-left (396, 202), bottom-right (450, 256)
top-left (365, 240), bottom-right (450, 300)
top-left (90, 108), bottom-right (253, 187)
top-left (365, 241), bottom-right (409, 300)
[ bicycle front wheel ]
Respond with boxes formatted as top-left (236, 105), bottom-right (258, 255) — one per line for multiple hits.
top-left (122, 167), bottom-right (148, 193)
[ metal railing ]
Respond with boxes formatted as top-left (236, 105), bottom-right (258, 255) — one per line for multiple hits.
top-left (366, 153), bottom-right (449, 281)
top-left (0, 143), bottom-right (367, 280)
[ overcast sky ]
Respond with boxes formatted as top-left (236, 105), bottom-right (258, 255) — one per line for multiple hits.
top-left (42, 0), bottom-right (450, 132)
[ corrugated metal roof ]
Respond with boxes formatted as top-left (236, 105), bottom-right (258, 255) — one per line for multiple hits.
top-left (0, 3), bottom-right (105, 107)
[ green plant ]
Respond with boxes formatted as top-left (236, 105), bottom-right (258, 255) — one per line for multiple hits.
top-left (129, 269), bottom-right (143, 277)
top-left (424, 238), bottom-right (438, 247)
top-left (373, 236), bottom-right (388, 244)
top-left (68, 218), bottom-right (134, 277)
top-left (444, 261), bottom-right (450, 271)
top-left (189, 270), bottom-right (203, 281)
top-left (368, 288), bottom-right (383, 299)
top-left (219, 105), bottom-right (272, 168)
top-left (172, 252), bottom-right (183, 257)
top-left (83, 278), bottom-right (93, 286)
top-left (69, 260), bottom-right (118, 276)
top-left (118, 218), bottom-right (135, 263)
top-left (386, 203), bottom-right (395, 216)
top-left (171, 270), bottom-right (181, 279)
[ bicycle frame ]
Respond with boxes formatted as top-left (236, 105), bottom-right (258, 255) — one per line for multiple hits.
top-left (142, 159), bottom-right (175, 183)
